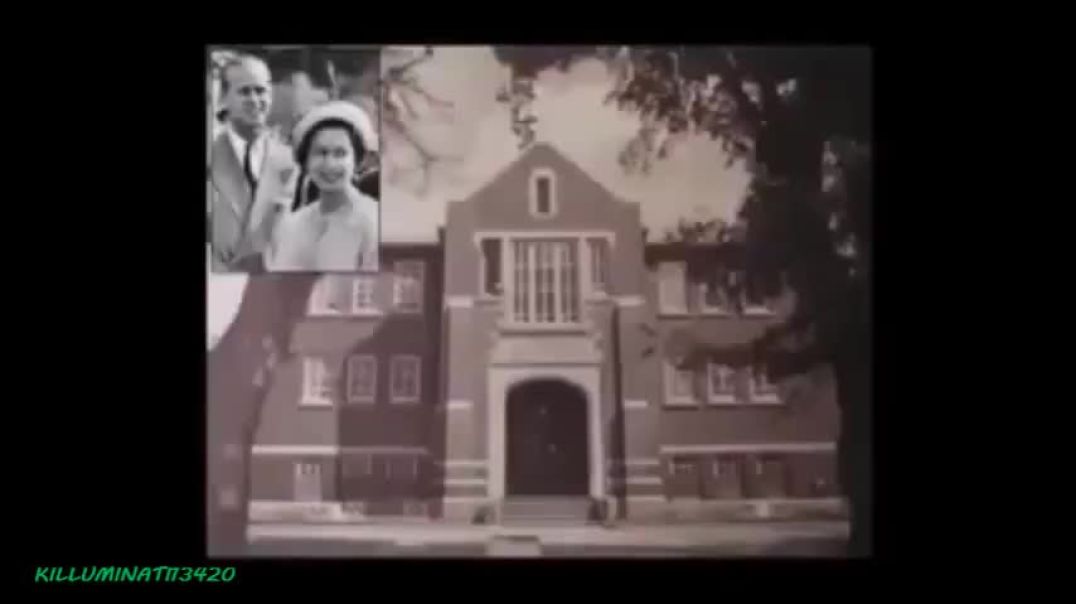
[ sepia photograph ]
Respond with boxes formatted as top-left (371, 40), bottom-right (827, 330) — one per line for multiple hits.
top-left (207, 45), bottom-right (871, 558)
top-left (207, 45), bottom-right (381, 274)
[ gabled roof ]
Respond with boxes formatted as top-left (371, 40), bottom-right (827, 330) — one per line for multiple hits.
top-left (459, 141), bottom-right (627, 208)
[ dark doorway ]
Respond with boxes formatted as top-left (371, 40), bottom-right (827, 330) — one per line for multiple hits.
top-left (506, 379), bottom-right (589, 496)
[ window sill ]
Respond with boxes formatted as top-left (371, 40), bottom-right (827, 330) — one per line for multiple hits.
top-left (496, 321), bottom-right (591, 334)
top-left (307, 311), bottom-right (349, 318)
top-left (391, 307), bottom-right (424, 315)
top-left (307, 311), bottom-right (383, 319)
top-left (698, 308), bottom-right (732, 317)
top-left (390, 399), bottom-right (422, 406)
top-left (707, 396), bottom-right (738, 406)
top-left (349, 309), bottom-right (384, 317)
top-left (751, 396), bottom-right (783, 406)
top-left (742, 306), bottom-right (776, 317)
top-left (658, 309), bottom-right (692, 318)
top-left (664, 398), bottom-right (700, 408)
top-left (345, 398), bottom-right (375, 405)
top-left (300, 398), bottom-right (334, 408)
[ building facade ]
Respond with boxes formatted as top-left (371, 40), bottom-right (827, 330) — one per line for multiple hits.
top-left (247, 143), bottom-right (844, 524)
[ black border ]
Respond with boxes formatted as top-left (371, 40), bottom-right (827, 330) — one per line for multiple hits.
top-left (20, 37), bottom-right (911, 592)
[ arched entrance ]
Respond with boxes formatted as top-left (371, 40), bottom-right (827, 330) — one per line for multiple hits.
top-left (505, 379), bottom-right (589, 496)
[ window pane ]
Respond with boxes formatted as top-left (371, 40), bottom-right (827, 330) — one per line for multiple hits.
top-left (567, 241), bottom-right (579, 322)
top-left (305, 358), bottom-right (334, 401)
top-left (677, 370), bottom-right (693, 397)
top-left (481, 239), bottom-right (502, 296)
top-left (515, 241), bottom-right (527, 321)
top-left (709, 363), bottom-right (733, 394)
top-left (353, 276), bottom-right (376, 310)
top-left (560, 242), bottom-right (577, 322)
top-left (659, 262), bottom-right (687, 311)
top-left (348, 356), bottom-right (375, 400)
top-left (391, 357), bottom-right (420, 400)
top-left (544, 244), bottom-right (556, 322)
top-left (701, 270), bottom-right (726, 308)
top-left (535, 242), bottom-right (546, 322)
top-left (535, 176), bottom-right (551, 214)
top-left (589, 238), bottom-right (607, 293)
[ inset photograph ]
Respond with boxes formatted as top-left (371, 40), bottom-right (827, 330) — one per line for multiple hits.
top-left (207, 45), bottom-right (380, 273)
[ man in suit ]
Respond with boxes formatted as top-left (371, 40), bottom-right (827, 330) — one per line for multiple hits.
top-left (209, 54), bottom-right (297, 273)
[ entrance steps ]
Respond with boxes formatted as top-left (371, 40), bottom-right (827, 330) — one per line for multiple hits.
top-left (499, 497), bottom-right (595, 525)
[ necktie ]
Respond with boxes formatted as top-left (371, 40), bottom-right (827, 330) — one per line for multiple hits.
top-left (243, 138), bottom-right (258, 195)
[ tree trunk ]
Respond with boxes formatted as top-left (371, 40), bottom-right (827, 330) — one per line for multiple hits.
top-left (831, 284), bottom-right (872, 556)
top-left (206, 274), bottom-right (317, 557)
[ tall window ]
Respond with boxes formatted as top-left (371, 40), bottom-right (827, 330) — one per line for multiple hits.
top-left (665, 361), bottom-right (696, 406)
top-left (658, 261), bottom-right (688, 313)
top-left (308, 276), bottom-right (348, 315)
top-left (699, 270), bottom-right (730, 313)
top-left (390, 355), bottom-right (421, 403)
top-left (346, 355), bottom-right (376, 403)
top-left (588, 237), bottom-right (609, 295)
top-left (707, 362), bottom-right (736, 404)
top-left (393, 261), bottom-right (425, 312)
top-left (294, 462), bottom-right (322, 502)
top-left (749, 365), bottom-right (780, 403)
top-left (530, 169), bottom-right (556, 217)
top-left (301, 358), bottom-right (335, 406)
top-left (734, 270), bottom-right (772, 315)
top-left (351, 276), bottom-right (377, 313)
top-left (480, 238), bottom-right (503, 296)
top-left (511, 239), bottom-right (579, 324)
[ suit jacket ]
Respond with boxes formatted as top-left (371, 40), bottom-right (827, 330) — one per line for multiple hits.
top-left (208, 129), bottom-right (296, 273)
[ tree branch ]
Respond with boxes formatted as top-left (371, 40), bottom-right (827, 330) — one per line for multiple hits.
top-left (716, 49), bottom-right (764, 131)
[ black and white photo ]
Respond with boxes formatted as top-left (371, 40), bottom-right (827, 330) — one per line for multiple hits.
top-left (207, 45), bottom-right (380, 273)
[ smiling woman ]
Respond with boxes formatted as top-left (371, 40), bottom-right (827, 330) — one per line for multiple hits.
top-left (259, 101), bottom-right (381, 272)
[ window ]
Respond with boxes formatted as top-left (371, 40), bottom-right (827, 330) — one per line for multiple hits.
top-left (393, 261), bottom-right (425, 312)
top-left (308, 276), bottom-right (348, 315)
top-left (351, 276), bottom-right (378, 314)
top-left (301, 358), bottom-right (335, 406)
top-left (342, 455), bottom-right (373, 478)
top-left (665, 361), bottom-right (696, 406)
top-left (346, 355), bottom-right (376, 403)
top-left (510, 239), bottom-right (580, 324)
top-left (667, 456), bottom-right (702, 498)
top-left (390, 355), bottom-right (421, 403)
top-left (587, 237), bottom-right (609, 295)
top-left (480, 238), bottom-right (503, 296)
top-left (707, 362), bottom-right (736, 404)
top-left (294, 462), bottom-right (322, 502)
top-left (698, 270), bottom-right (731, 314)
top-left (734, 270), bottom-right (773, 316)
top-left (658, 262), bottom-right (688, 314)
top-left (711, 457), bottom-right (744, 499)
top-left (746, 455), bottom-right (788, 498)
top-left (749, 366), bottom-right (780, 404)
top-left (670, 457), bottom-right (695, 476)
top-left (529, 168), bottom-right (556, 217)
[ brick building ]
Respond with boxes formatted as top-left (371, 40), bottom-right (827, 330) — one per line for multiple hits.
top-left (244, 143), bottom-right (844, 524)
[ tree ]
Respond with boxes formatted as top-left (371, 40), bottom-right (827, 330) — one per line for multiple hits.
top-left (491, 45), bottom-right (873, 555)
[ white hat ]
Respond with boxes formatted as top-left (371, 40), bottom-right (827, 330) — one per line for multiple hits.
top-left (292, 100), bottom-right (379, 154)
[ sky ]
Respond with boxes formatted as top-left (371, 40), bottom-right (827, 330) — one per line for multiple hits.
top-left (208, 45), bottom-right (750, 345)
top-left (380, 45), bottom-right (750, 242)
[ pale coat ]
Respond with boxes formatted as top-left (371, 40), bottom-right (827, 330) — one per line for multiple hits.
top-left (208, 130), bottom-right (296, 272)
